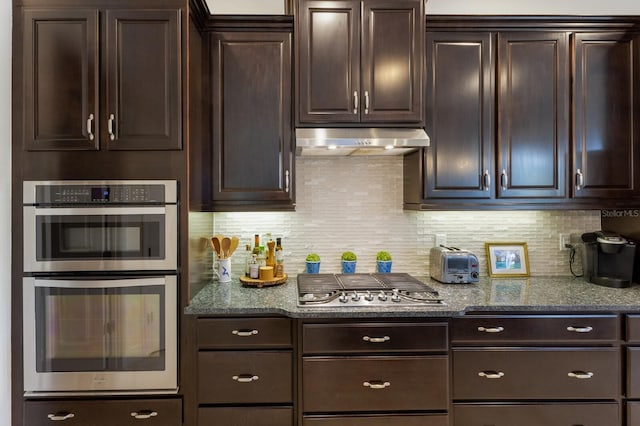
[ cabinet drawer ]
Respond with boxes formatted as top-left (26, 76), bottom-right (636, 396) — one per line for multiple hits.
top-left (454, 402), bottom-right (619, 426)
top-left (197, 317), bottom-right (292, 348)
top-left (302, 322), bottom-right (448, 354)
top-left (24, 398), bottom-right (182, 426)
top-left (303, 356), bottom-right (448, 412)
top-left (627, 315), bottom-right (640, 342)
top-left (198, 350), bottom-right (292, 404)
top-left (198, 407), bottom-right (293, 426)
top-left (453, 347), bottom-right (619, 400)
top-left (627, 347), bottom-right (640, 397)
top-left (303, 414), bottom-right (448, 426)
top-left (452, 315), bottom-right (619, 344)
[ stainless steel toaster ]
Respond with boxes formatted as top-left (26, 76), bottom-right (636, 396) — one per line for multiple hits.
top-left (430, 246), bottom-right (480, 284)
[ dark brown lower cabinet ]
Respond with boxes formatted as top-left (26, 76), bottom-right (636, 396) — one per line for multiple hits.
top-left (24, 398), bottom-right (182, 426)
top-left (454, 403), bottom-right (619, 426)
top-left (302, 356), bottom-right (448, 412)
top-left (628, 402), bottom-right (640, 426)
top-left (303, 414), bottom-right (448, 426)
top-left (198, 406), bottom-right (293, 426)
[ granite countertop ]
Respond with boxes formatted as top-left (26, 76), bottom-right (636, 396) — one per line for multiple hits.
top-left (185, 274), bottom-right (640, 318)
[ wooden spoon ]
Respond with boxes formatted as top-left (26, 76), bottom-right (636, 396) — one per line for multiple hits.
top-left (211, 236), bottom-right (222, 259)
top-left (229, 236), bottom-right (239, 257)
top-left (221, 237), bottom-right (231, 259)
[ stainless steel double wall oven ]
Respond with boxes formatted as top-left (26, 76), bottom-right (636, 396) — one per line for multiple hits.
top-left (22, 180), bottom-right (179, 395)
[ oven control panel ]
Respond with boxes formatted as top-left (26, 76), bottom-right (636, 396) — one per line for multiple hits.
top-left (24, 180), bottom-right (177, 204)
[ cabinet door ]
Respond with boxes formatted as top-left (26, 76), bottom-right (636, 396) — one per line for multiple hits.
top-left (424, 32), bottom-right (494, 199)
top-left (497, 32), bottom-right (569, 199)
top-left (361, 0), bottom-right (423, 123)
top-left (211, 31), bottom-right (294, 205)
top-left (105, 10), bottom-right (182, 150)
top-left (22, 9), bottom-right (99, 151)
top-left (297, 0), bottom-right (360, 124)
top-left (199, 407), bottom-right (293, 426)
top-left (573, 32), bottom-right (640, 199)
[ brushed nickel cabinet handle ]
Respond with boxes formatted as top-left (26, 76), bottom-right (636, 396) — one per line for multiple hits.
top-left (232, 374), bottom-right (259, 383)
top-left (232, 329), bottom-right (258, 336)
top-left (285, 170), bottom-right (290, 193)
top-left (130, 411), bottom-right (158, 420)
top-left (477, 326), bottom-right (504, 333)
top-left (362, 335), bottom-right (390, 343)
top-left (47, 413), bottom-right (75, 421)
top-left (567, 326), bottom-right (593, 333)
top-left (353, 91), bottom-right (359, 114)
top-left (575, 168), bottom-right (584, 191)
top-left (108, 113), bottom-right (116, 141)
top-left (478, 371), bottom-right (505, 379)
top-left (364, 90), bottom-right (370, 114)
top-left (500, 169), bottom-right (508, 190)
top-left (482, 170), bottom-right (491, 191)
top-left (87, 114), bottom-right (94, 141)
top-left (363, 380), bottom-right (390, 389)
top-left (568, 371), bottom-right (593, 379)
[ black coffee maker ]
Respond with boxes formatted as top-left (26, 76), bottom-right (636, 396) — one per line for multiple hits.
top-left (581, 231), bottom-right (636, 288)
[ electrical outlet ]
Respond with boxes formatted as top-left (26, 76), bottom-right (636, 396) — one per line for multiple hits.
top-left (435, 233), bottom-right (447, 247)
top-left (559, 233), bottom-right (571, 250)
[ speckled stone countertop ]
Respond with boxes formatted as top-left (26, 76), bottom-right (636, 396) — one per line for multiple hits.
top-left (185, 275), bottom-right (640, 318)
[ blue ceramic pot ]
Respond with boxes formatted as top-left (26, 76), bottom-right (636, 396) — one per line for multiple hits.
top-left (376, 260), bottom-right (392, 273)
top-left (305, 261), bottom-right (321, 274)
top-left (341, 260), bottom-right (356, 274)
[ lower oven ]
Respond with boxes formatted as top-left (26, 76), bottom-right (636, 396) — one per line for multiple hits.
top-left (23, 275), bottom-right (177, 395)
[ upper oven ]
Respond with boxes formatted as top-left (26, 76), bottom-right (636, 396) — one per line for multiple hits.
top-left (23, 180), bottom-right (178, 273)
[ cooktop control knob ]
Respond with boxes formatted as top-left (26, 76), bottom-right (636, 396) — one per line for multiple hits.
top-left (351, 291), bottom-right (361, 302)
top-left (364, 291), bottom-right (375, 302)
top-left (391, 289), bottom-right (402, 302)
top-left (378, 291), bottom-right (388, 301)
top-left (339, 292), bottom-right (349, 303)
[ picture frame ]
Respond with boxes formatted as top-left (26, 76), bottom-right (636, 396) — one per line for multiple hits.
top-left (485, 242), bottom-right (530, 277)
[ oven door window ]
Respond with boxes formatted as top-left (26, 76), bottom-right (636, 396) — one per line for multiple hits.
top-left (36, 213), bottom-right (165, 261)
top-left (35, 285), bottom-right (165, 372)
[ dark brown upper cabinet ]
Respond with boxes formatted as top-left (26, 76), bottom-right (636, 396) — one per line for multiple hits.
top-left (208, 31), bottom-right (294, 210)
top-left (22, 7), bottom-right (182, 151)
top-left (572, 32), bottom-right (640, 200)
top-left (413, 30), bottom-right (569, 204)
top-left (296, 0), bottom-right (424, 125)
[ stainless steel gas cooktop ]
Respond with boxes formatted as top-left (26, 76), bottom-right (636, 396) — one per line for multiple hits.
top-left (297, 273), bottom-right (444, 307)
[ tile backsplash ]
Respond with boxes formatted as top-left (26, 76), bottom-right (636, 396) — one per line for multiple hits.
top-left (189, 156), bottom-right (600, 293)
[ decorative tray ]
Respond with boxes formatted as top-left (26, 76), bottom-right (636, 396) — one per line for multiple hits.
top-left (240, 274), bottom-right (288, 288)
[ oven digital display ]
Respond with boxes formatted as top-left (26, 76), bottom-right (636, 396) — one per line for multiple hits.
top-left (91, 187), bottom-right (110, 202)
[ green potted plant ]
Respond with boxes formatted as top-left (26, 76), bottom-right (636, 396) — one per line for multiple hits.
top-left (341, 251), bottom-right (357, 273)
top-left (305, 253), bottom-right (321, 274)
top-left (376, 251), bottom-right (392, 273)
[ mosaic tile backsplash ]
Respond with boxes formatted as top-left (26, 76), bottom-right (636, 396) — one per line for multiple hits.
top-left (189, 156), bottom-right (601, 292)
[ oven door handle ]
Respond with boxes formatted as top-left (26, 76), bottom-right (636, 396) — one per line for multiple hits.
top-left (30, 206), bottom-right (168, 216)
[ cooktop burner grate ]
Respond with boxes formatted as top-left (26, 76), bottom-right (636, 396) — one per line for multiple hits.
top-left (297, 273), bottom-right (443, 307)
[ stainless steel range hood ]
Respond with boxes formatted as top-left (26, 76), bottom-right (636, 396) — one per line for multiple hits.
top-left (295, 128), bottom-right (430, 156)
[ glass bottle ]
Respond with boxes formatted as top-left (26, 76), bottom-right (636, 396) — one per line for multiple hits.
top-left (275, 237), bottom-right (284, 277)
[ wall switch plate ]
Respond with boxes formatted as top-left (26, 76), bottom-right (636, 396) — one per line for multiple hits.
top-left (559, 233), bottom-right (571, 250)
top-left (435, 233), bottom-right (447, 247)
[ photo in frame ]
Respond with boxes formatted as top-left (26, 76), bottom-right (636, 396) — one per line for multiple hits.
top-left (485, 242), bottom-right (530, 277)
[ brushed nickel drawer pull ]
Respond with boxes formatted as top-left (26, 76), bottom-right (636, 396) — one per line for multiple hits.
top-left (364, 90), bottom-right (370, 114)
top-left (362, 335), bottom-right (390, 343)
top-left (363, 380), bottom-right (390, 389)
top-left (47, 413), bottom-right (75, 421)
top-left (568, 371), bottom-right (594, 379)
top-left (232, 329), bottom-right (258, 337)
top-left (567, 326), bottom-right (593, 333)
top-left (285, 170), bottom-right (290, 193)
top-left (232, 374), bottom-right (259, 383)
top-left (353, 91), bottom-right (359, 114)
top-left (478, 371), bottom-right (505, 379)
top-left (477, 326), bottom-right (504, 333)
top-left (130, 411), bottom-right (158, 420)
